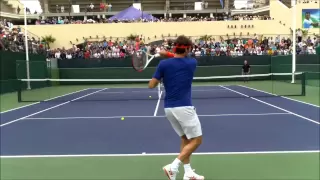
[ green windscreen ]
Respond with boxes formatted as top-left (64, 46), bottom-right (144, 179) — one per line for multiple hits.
top-left (16, 60), bottom-right (50, 89)
top-left (58, 65), bottom-right (271, 80)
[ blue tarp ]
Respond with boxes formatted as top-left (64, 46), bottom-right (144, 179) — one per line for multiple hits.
top-left (108, 6), bottom-right (157, 21)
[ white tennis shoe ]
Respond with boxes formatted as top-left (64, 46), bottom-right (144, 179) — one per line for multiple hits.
top-left (163, 164), bottom-right (179, 180)
top-left (183, 169), bottom-right (205, 180)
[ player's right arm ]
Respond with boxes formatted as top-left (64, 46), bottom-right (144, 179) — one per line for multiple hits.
top-left (149, 62), bottom-right (164, 89)
top-left (159, 50), bottom-right (175, 58)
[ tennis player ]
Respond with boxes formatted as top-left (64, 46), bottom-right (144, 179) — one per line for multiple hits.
top-left (148, 35), bottom-right (204, 180)
top-left (242, 60), bottom-right (250, 82)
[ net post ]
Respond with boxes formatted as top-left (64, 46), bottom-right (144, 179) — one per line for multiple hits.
top-left (291, 0), bottom-right (296, 84)
top-left (24, 7), bottom-right (31, 89)
top-left (17, 80), bottom-right (22, 102)
top-left (301, 72), bottom-right (306, 96)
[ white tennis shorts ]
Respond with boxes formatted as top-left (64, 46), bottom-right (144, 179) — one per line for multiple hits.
top-left (164, 106), bottom-right (202, 139)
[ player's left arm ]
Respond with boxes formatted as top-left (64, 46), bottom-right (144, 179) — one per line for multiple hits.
top-left (149, 62), bottom-right (163, 89)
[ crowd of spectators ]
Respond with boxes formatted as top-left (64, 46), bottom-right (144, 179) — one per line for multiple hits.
top-left (33, 14), bottom-right (273, 25)
top-left (44, 34), bottom-right (319, 60)
top-left (1, 16), bottom-right (319, 59)
top-left (0, 19), bottom-right (45, 53)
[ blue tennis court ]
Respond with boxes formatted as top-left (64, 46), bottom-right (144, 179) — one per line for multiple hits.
top-left (1, 85), bottom-right (319, 156)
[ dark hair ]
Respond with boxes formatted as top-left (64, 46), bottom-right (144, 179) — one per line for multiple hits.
top-left (174, 35), bottom-right (193, 54)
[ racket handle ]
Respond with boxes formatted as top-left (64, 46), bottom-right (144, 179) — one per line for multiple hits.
top-left (154, 53), bottom-right (160, 58)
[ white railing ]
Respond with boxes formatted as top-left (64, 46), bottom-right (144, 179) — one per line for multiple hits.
top-left (231, 5), bottom-right (270, 15)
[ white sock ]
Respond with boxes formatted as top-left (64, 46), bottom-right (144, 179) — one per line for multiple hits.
top-left (184, 164), bottom-right (193, 173)
top-left (171, 158), bottom-right (182, 172)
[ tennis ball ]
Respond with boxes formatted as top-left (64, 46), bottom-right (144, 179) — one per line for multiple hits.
top-left (121, 117), bottom-right (125, 120)
top-left (149, 96), bottom-right (152, 98)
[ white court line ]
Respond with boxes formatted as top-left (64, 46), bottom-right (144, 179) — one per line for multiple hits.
top-left (96, 92), bottom-right (125, 94)
top-left (23, 113), bottom-right (290, 120)
top-left (154, 91), bottom-right (163, 116)
top-left (220, 86), bottom-right (320, 125)
top-left (97, 89), bottom-right (227, 94)
top-left (0, 88), bottom-right (92, 114)
top-left (1, 150), bottom-right (319, 159)
top-left (0, 89), bottom-right (107, 127)
top-left (238, 85), bottom-right (320, 108)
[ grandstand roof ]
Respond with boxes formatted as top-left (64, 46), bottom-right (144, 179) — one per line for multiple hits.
top-left (1, 0), bottom-right (24, 14)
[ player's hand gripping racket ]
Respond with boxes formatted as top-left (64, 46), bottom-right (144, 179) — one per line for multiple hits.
top-left (132, 50), bottom-right (160, 72)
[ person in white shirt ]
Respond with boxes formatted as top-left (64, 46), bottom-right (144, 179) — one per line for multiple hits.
top-left (307, 45), bottom-right (314, 54)
top-left (112, 46), bottom-right (116, 52)
top-left (252, 49), bottom-right (257, 55)
top-left (66, 53), bottom-right (72, 59)
top-left (296, 29), bottom-right (303, 42)
top-left (90, 3), bottom-right (94, 11)
top-left (101, 50), bottom-right (106, 57)
top-left (155, 47), bottom-right (160, 54)
top-left (93, 52), bottom-right (100, 58)
top-left (108, 3), bottom-right (112, 12)
top-left (55, 51), bottom-right (61, 59)
top-left (249, 49), bottom-right (254, 55)
top-left (61, 6), bottom-right (64, 13)
top-left (112, 52), bottom-right (116, 57)
top-left (255, 46), bottom-right (261, 52)
top-left (311, 37), bottom-right (316, 45)
top-left (195, 50), bottom-right (201, 57)
top-left (230, 50), bottom-right (237, 56)
top-left (257, 50), bottom-right (263, 55)
top-left (303, 12), bottom-right (318, 28)
top-left (107, 51), bottom-right (112, 58)
top-left (237, 50), bottom-right (243, 56)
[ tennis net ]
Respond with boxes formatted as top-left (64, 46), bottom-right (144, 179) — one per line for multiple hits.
top-left (17, 73), bottom-right (305, 102)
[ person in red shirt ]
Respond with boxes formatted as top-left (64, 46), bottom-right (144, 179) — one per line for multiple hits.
top-left (84, 51), bottom-right (90, 59)
top-left (100, 3), bottom-right (105, 11)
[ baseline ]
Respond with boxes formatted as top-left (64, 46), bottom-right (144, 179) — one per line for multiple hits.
top-left (0, 88), bottom-right (92, 114)
top-left (1, 150), bottom-right (319, 159)
top-left (23, 113), bottom-right (290, 120)
top-left (0, 89), bottom-right (107, 127)
top-left (238, 85), bottom-right (320, 108)
top-left (220, 86), bottom-right (320, 125)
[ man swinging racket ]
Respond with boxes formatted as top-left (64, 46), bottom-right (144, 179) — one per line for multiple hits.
top-left (148, 35), bottom-right (204, 180)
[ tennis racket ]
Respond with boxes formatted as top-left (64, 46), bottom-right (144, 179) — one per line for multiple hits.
top-left (132, 50), bottom-right (160, 72)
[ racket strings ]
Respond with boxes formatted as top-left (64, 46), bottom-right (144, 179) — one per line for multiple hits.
top-left (132, 51), bottom-right (147, 71)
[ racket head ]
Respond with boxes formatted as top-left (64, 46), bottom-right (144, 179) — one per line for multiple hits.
top-left (132, 50), bottom-right (148, 72)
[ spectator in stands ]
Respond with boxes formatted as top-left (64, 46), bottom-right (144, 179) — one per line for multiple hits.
top-left (66, 51), bottom-right (72, 59)
top-left (31, 14), bottom-right (273, 25)
top-left (17, 6), bottom-right (21, 14)
top-left (100, 2), bottom-right (105, 12)
top-left (107, 3), bottom-right (112, 12)
top-left (61, 5), bottom-right (65, 13)
top-left (297, 29), bottom-right (303, 42)
top-left (90, 3), bottom-right (94, 12)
